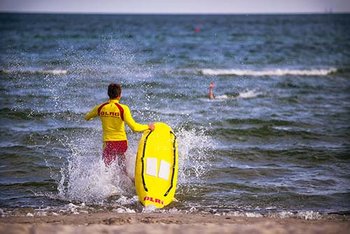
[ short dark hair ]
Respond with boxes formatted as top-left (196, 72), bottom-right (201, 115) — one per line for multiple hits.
top-left (108, 83), bottom-right (122, 99)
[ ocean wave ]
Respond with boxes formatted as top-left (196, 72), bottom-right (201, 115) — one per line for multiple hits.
top-left (237, 89), bottom-right (262, 99)
top-left (201, 89), bottom-right (262, 101)
top-left (0, 69), bottom-right (68, 75)
top-left (199, 68), bottom-right (337, 76)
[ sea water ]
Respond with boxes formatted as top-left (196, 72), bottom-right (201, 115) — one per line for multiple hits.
top-left (0, 13), bottom-right (349, 218)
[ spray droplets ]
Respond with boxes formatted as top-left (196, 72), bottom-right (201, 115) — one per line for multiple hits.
top-left (177, 126), bottom-right (214, 184)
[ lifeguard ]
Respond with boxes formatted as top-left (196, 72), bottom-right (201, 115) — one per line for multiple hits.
top-left (85, 83), bottom-right (154, 173)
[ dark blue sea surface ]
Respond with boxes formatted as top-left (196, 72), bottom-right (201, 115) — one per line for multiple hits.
top-left (0, 13), bottom-right (349, 217)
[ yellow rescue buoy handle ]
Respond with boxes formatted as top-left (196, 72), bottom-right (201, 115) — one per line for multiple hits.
top-left (164, 131), bottom-right (177, 197)
top-left (141, 130), bottom-right (153, 192)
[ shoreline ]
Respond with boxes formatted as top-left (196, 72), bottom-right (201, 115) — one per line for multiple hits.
top-left (1, 212), bottom-right (349, 234)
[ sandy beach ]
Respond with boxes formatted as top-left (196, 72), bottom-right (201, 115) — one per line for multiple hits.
top-left (1, 212), bottom-right (349, 234)
top-left (1, 12), bottom-right (350, 234)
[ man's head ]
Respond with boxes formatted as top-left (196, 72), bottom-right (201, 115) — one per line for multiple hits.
top-left (108, 83), bottom-right (122, 99)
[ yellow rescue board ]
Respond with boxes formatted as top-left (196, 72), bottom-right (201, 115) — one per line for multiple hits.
top-left (135, 122), bottom-right (178, 208)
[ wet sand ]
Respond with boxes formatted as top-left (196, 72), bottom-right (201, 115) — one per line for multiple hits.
top-left (1, 212), bottom-right (349, 234)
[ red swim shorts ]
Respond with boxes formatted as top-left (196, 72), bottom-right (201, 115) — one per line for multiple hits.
top-left (102, 141), bottom-right (128, 167)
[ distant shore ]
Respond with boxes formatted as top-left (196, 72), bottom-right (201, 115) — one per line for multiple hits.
top-left (1, 212), bottom-right (349, 234)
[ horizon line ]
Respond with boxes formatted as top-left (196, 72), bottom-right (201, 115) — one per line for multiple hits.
top-left (1, 11), bottom-right (349, 15)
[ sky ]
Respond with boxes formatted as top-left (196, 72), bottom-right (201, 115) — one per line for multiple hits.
top-left (0, 0), bottom-right (349, 14)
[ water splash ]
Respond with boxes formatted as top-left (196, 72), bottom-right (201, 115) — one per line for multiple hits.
top-left (176, 126), bottom-right (214, 184)
top-left (56, 128), bottom-right (137, 204)
top-left (45, 39), bottom-right (156, 204)
top-left (55, 122), bottom-right (214, 205)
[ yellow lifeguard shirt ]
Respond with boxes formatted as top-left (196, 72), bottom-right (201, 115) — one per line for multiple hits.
top-left (85, 99), bottom-right (149, 141)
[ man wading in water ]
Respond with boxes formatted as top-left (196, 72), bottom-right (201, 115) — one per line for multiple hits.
top-left (85, 83), bottom-right (154, 175)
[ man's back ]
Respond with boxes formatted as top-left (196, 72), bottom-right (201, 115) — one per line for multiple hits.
top-left (98, 99), bottom-right (126, 141)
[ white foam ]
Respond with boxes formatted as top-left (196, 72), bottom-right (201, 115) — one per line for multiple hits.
top-left (168, 207), bottom-right (181, 214)
top-left (116, 196), bottom-right (139, 206)
top-left (203, 90), bottom-right (261, 101)
top-left (45, 69), bottom-right (68, 75)
top-left (238, 89), bottom-right (261, 99)
top-left (226, 211), bottom-right (264, 218)
top-left (142, 205), bottom-right (157, 213)
top-left (200, 68), bottom-right (337, 76)
top-left (26, 213), bottom-right (34, 217)
top-left (297, 211), bottom-right (322, 220)
top-left (1, 68), bottom-right (68, 75)
top-left (113, 207), bottom-right (136, 213)
top-left (215, 94), bottom-right (229, 100)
